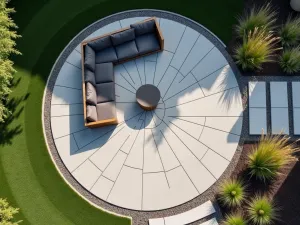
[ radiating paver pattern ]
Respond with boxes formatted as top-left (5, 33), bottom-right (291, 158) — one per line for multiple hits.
top-left (50, 17), bottom-right (243, 211)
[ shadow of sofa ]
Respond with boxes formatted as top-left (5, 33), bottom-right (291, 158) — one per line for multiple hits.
top-left (81, 17), bottom-right (164, 128)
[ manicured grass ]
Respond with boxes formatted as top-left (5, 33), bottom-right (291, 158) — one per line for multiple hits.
top-left (0, 0), bottom-right (243, 224)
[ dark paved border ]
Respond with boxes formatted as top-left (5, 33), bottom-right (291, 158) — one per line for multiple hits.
top-left (43, 9), bottom-right (246, 225)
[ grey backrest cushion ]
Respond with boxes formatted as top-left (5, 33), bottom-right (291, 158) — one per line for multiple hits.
top-left (84, 45), bottom-right (95, 72)
top-left (130, 20), bottom-right (156, 36)
top-left (88, 36), bottom-right (112, 52)
top-left (85, 69), bottom-right (96, 86)
top-left (95, 63), bottom-right (114, 83)
top-left (86, 82), bottom-right (97, 105)
top-left (86, 105), bottom-right (97, 122)
top-left (110, 28), bottom-right (135, 46)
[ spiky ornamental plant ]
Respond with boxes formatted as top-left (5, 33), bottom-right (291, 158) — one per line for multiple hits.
top-left (279, 16), bottom-right (300, 47)
top-left (218, 179), bottom-right (246, 208)
top-left (223, 214), bottom-right (247, 225)
top-left (0, 0), bottom-right (21, 123)
top-left (234, 28), bottom-right (281, 71)
top-left (0, 198), bottom-right (22, 224)
top-left (279, 47), bottom-right (300, 74)
top-left (248, 133), bottom-right (299, 182)
top-left (247, 195), bottom-right (278, 225)
top-left (235, 3), bottom-right (277, 38)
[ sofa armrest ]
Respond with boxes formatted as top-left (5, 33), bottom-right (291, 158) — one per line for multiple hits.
top-left (85, 117), bottom-right (118, 128)
top-left (155, 19), bottom-right (164, 50)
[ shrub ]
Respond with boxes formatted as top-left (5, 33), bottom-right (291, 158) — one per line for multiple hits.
top-left (0, 0), bottom-right (21, 123)
top-left (234, 28), bottom-right (280, 71)
top-left (0, 198), bottom-right (22, 224)
top-left (236, 3), bottom-right (277, 38)
top-left (248, 133), bottom-right (298, 181)
top-left (279, 47), bottom-right (300, 74)
top-left (223, 214), bottom-right (247, 225)
top-left (247, 195), bottom-right (278, 225)
top-left (218, 179), bottom-right (246, 207)
top-left (279, 16), bottom-right (300, 47)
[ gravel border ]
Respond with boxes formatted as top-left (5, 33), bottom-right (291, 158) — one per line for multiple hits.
top-left (42, 9), bottom-right (246, 224)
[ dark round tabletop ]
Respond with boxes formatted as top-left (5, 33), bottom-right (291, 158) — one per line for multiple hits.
top-left (136, 84), bottom-right (161, 111)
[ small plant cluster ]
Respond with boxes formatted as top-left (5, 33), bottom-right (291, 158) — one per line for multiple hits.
top-left (0, 198), bottom-right (22, 224)
top-left (234, 3), bottom-right (300, 74)
top-left (218, 133), bottom-right (298, 225)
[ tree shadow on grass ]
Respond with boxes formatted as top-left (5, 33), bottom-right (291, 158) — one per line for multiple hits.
top-left (0, 78), bottom-right (30, 146)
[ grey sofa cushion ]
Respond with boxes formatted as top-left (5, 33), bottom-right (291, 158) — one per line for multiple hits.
top-left (85, 69), bottom-right (96, 86)
top-left (95, 47), bottom-right (118, 64)
top-left (84, 45), bottom-right (95, 72)
top-left (86, 105), bottom-right (97, 122)
top-left (111, 29), bottom-right (135, 46)
top-left (135, 33), bottom-right (160, 55)
top-left (95, 63), bottom-right (114, 83)
top-left (86, 82), bottom-right (97, 105)
top-left (96, 101), bottom-right (117, 121)
top-left (95, 82), bottom-right (115, 103)
top-left (88, 36), bottom-right (112, 51)
top-left (115, 40), bottom-right (139, 61)
top-left (130, 20), bottom-right (156, 36)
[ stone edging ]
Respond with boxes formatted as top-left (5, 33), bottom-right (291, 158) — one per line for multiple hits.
top-left (42, 9), bottom-right (245, 225)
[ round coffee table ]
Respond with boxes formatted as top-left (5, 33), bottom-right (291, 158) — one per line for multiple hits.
top-left (136, 84), bottom-right (161, 111)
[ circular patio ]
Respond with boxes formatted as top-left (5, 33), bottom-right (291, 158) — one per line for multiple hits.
top-left (44, 10), bottom-right (243, 212)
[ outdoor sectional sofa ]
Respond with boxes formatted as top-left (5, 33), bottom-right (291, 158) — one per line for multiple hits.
top-left (81, 17), bottom-right (164, 128)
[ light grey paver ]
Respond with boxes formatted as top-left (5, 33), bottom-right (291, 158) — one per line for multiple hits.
top-left (200, 127), bottom-right (240, 161)
top-left (160, 18), bottom-right (186, 53)
top-left (102, 151), bottom-right (127, 181)
top-left (145, 61), bottom-right (156, 85)
top-left (271, 108), bottom-right (289, 134)
top-left (120, 17), bottom-right (149, 28)
top-left (107, 166), bottom-right (143, 210)
top-left (292, 82), bottom-right (300, 107)
top-left (51, 86), bottom-right (82, 105)
top-left (199, 65), bottom-right (238, 96)
top-left (293, 108), bottom-right (300, 134)
top-left (91, 176), bottom-right (114, 200)
top-left (163, 200), bottom-right (216, 225)
top-left (149, 218), bottom-right (165, 225)
top-left (158, 66), bottom-right (178, 97)
top-left (205, 116), bottom-right (242, 135)
top-left (66, 49), bottom-right (82, 69)
top-left (170, 26), bottom-right (199, 70)
top-left (270, 82), bottom-right (288, 107)
top-left (51, 115), bottom-right (85, 139)
top-left (192, 47), bottom-right (227, 81)
top-left (72, 160), bottom-right (102, 190)
top-left (199, 218), bottom-right (219, 225)
top-left (249, 108), bottom-right (267, 135)
top-left (179, 35), bottom-right (214, 76)
top-left (248, 81), bottom-right (266, 107)
top-left (154, 50), bottom-right (174, 86)
top-left (51, 104), bottom-right (83, 117)
top-left (201, 150), bottom-right (229, 179)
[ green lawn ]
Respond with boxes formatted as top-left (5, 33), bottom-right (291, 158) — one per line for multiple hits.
top-left (0, 0), bottom-right (243, 224)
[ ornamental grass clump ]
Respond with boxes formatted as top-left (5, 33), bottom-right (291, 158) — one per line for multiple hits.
top-left (234, 28), bottom-right (280, 71)
top-left (279, 47), bottom-right (300, 74)
top-left (223, 214), bottom-right (247, 225)
top-left (236, 3), bottom-right (277, 38)
top-left (279, 16), bottom-right (300, 47)
top-left (248, 133), bottom-right (298, 181)
top-left (218, 179), bottom-right (246, 208)
top-left (247, 195), bottom-right (278, 225)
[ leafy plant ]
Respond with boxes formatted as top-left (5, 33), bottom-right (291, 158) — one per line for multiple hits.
top-left (279, 16), bottom-right (300, 47)
top-left (0, 0), bottom-right (21, 123)
top-left (279, 47), bottom-right (300, 74)
top-left (223, 214), bottom-right (247, 225)
top-left (234, 28), bottom-right (280, 71)
top-left (218, 179), bottom-right (246, 207)
top-left (247, 195), bottom-right (278, 225)
top-left (236, 3), bottom-right (277, 38)
top-left (248, 133), bottom-right (298, 181)
top-left (0, 198), bottom-right (22, 224)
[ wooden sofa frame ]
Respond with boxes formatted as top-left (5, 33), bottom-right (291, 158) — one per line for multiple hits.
top-left (81, 17), bottom-right (164, 128)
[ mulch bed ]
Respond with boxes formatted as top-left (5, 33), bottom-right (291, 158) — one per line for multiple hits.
top-left (220, 144), bottom-right (300, 224)
top-left (227, 0), bottom-right (300, 76)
